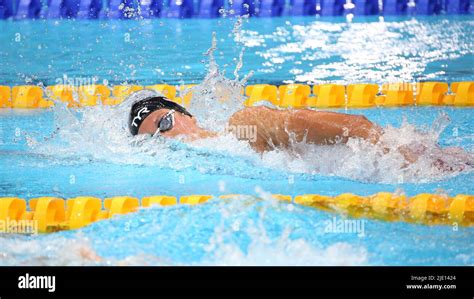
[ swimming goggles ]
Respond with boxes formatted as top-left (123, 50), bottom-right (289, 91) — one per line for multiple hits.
top-left (152, 109), bottom-right (175, 138)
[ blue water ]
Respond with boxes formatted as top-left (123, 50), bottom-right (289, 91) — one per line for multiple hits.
top-left (0, 15), bottom-right (473, 265)
top-left (0, 15), bottom-right (473, 86)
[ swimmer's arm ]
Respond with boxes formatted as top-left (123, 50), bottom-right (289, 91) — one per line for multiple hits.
top-left (288, 111), bottom-right (441, 166)
top-left (228, 107), bottom-right (382, 152)
top-left (285, 109), bottom-right (383, 146)
top-left (228, 106), bottom-right (281, 152)
top-left (288, 110), bottom-right (431, 164)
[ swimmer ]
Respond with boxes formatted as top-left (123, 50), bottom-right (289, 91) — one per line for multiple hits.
top-left (128, 90), bottom-right (471, 171)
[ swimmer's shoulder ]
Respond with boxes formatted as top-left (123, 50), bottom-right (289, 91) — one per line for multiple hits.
top-left (232, 106), bottom-right (281, 117)
top-left (229, 106), bottom-right (278, 124)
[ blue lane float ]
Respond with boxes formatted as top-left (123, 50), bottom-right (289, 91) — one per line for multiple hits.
top-left (42, 0), bottom-right (66, 18)
top-left (229, 0), bottom-right (256, 16)
top-left (161, 0), bottom-right (194, 18)
top-left (75, 0), bottom-right (103, 18)
top-left (383, 0), bottom-right (407, 15)
top-left (0, 0), bottom-right (14, 18)
top-left (352, 0), bottom-right (379, 15)
top-left (63, 0), bottom-right (79, 17)
top-left (413, 0), bottom-right (442, 14)
top-left (288, 0), bottom-right (317, 15)
top-left (259, 0), bottom-right (284, 16)
top-left (320, 0), bottom-right (345, 15)
top-left (138, 0), bottom-right (163, 18)
top-left (13, 0), bottom-right (42, 18)
top-left (197, 0), bottom-right (224, 18)
top-left (58, 0), bottom-right (94, 18)
top-left (103, 0), bottom-right (121, 18)
top-left (104, 0), bottom-right (138, 18)
top-left (445, 0), bottom-right (470, 13)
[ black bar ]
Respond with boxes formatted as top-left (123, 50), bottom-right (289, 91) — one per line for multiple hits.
top-left (0, 266), bottom-right (472, 298)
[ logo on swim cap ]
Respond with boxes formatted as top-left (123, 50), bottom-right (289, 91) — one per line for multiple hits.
top-left (128, 93), bottom-right (193, 136)
top-left (131, 107), bottom-right (150, 128)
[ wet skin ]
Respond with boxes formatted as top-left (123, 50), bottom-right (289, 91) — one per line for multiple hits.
top-left (136, 106), bottom-right (470, 170)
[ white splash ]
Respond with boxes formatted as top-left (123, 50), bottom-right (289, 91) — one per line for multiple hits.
top-left (202, 198), bottom-right (368, 266)
top-left (25, 30), bottom-right (473, 184)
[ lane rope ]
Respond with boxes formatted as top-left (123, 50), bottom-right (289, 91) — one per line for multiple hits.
top-left (0, 193), bottom-right (472, 233)
top-left (0, 82), bottom-right (473, 109)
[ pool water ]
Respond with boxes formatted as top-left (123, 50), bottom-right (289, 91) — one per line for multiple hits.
top-left (0, 15), bottom-right (473, 265)
top-left (0, 15), bottom-right (473, 85)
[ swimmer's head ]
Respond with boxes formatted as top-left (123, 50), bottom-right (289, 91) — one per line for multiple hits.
top-left (128, 90), bottom-right (193, 136)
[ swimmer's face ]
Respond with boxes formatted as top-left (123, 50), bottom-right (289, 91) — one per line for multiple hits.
top-left (137, 109), bottom-right (199, 138)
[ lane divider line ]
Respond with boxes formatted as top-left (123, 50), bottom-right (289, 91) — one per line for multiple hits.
top-left (0, 193), bottom-right (472, 233)
top-left (0, 82), bottom-right (472, 108)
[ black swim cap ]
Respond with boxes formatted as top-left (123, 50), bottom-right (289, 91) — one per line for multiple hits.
top-left (129, 96), bottom-right (192, 135)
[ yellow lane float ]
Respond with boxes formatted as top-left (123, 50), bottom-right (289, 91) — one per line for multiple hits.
top-left (66, 197), bottom-right (103, 230)
top-left (346, 84), bottom-right (378, 108)
top-left (378, 83), bottom-right (414, 106)
top-left (146, 84), bottom-right (177, 100)
top-left (313, 84), bottom-right (345, 107)
top-left (0, 197), bottom-right (27, 221)
top-left (180, 195), bottom-right (213, 205)
top-left (11, 86), bottom-right (54, 108)
top-left (0, 193), bottom-right (472, 234)
top-left (104, 196), bottom-right (140, 217)
top-left (30, 197), bottom-right (66, 233)
top-left (112, 85), bottom-right (143, 104)
top-left (1, 82), bottom-right (473, 108)
top-left (0, 86), bottom-right (12, 108)
top-left (450, 81), bottom-right (474, 106)
top-left (78, 85), bottom-right (112, 106)
top-left (278, 84), bottom-right (311, 108)
top-left (245, 84), bottom-right (279, 106)
top-left (142, 196), bottom-right (178, 207)
top-left (415, 82), bottom-right (449, 106)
